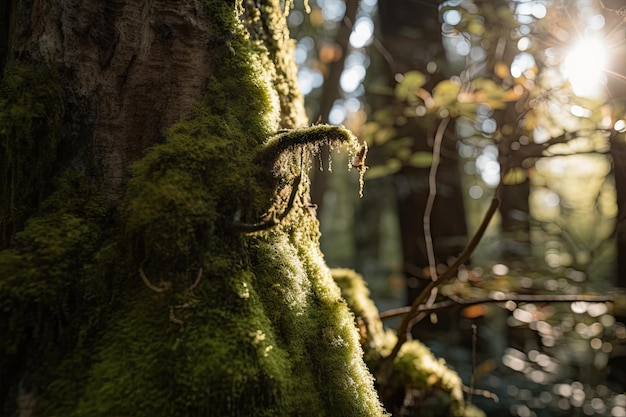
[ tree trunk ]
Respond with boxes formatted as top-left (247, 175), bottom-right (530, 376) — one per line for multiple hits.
top-left (604, 4), bottom-right (626, 288)
top-left (376, 0), bottom-right (468, 309)
top-left (0, 1), bottom-right (386, 416)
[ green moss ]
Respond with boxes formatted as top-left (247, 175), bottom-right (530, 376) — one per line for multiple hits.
top-left (63, 218), bottom-right (386, 416)
top-left (2, 2), bottom-right (387, 416)
top-left (0, 62), bottom-right (64, 244)
top-left (0, 172), bottom-right (111, 413)
top-left (0, 172), bottom-right (108, 310)
top-left (241, 0), bottom-right (306, 127)
top-left (332, 268), bottom-right (387, 365)
top-left (261, 125), bottom-right (363, 170)
top-left (203, 0), bottom-right (281, 140)
top-left (289, 225), bottom-right (385, 416)
top-left (332, 269), bottom-right (485, 417)
top-left (0, 1), bottom-right (477, 413)
top-left (45, 2), bottom-right (387, 416)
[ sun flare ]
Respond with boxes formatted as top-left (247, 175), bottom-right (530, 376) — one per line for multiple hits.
top-left (562, 38), bottom-right (608, 98)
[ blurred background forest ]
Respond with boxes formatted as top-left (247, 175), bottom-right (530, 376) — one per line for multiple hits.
top-left (287, 0), bottom-right (626, 416)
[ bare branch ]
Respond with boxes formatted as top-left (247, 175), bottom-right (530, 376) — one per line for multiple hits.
top-left (424, 117), bottom-right (451, 284)
top-left (462, 386), bottom-right (499, 404)
top-left (169, 306), bottom-right (185, 329)
top-left (508, 129), bottom-right (611, 166)
top-left (379, 293), bottom-right (614, 321)
top-left (599, 0), bottom-right (626, 17)
top-left (469, 323), bottom-right (477, 406)
top-left (378, 183), bottom-right (501, 380)
top-left (376, 188), bottom-right (501, 388)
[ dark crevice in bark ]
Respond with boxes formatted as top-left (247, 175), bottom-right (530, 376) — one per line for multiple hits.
top-left (0, 0), bottom-right (11, 71)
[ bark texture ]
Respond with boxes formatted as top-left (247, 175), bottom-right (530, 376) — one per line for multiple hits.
top-left (6, 0), bottom-right (214, 198)
top-left (0, 1), bottom-right (386, 416)
top-left (0, 1), bottom-right (481, 416)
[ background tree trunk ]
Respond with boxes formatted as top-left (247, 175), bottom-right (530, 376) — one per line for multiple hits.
top-left (375, 0), bottom-right (468, 315)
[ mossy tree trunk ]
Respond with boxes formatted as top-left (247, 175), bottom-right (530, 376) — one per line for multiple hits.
top-left (0, 1), bottom-right (385, 416)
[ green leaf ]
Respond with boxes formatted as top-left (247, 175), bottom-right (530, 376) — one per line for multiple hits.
top-left (373, 107), bottom-right (394, 123)
top-left (467, 19), bottom-right (485, 36)
top-left (503, 168), bottom-right (527, 185)
top-left (385, 136), bottom-right (413, 151)
top-left (395, 71), bottom-right (427, 101)
top-left (408, 152), bottom-right (433, 168)
top-left (374, 126), bottom-right (396, 145)
top-left (367, 84), bottom-right (395, 96)
top-left (432, 79), bottom-right (461, 108)
top-left (365, 158), bottom-right (402, 180)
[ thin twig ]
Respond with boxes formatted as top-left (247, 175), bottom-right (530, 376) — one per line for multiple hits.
top-left (598, 0), bottom-right (626, 17)
top-left (469, 323), bottom-right (477, 406)
top-left (371, 37), bottom-right (398, 77)
top-left (188, 268), bottom-right (203, 292)
top-left (462, 386), bottom-right (499, 403)
top-left (424, 117), bottom-right (450, 284)
top-left (379, 293), bottom-right (614, 321)
top-left (382, 184), bottom-right (501, 366)
top-left (139, 264), bottom-right (168, 293)
top-left (377, 188), bottom-right (501, 387)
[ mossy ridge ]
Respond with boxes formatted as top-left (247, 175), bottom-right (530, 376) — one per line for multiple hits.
top-left (290, 222), bottom-right (388, 416)
top-left (332, 268), bottom-right (387, 366)
top-left (241, 0), bottom-right (306, 128)
top-left (0, 62), bottom-right (64, 245)
top-left (332, 268), bottom-right (486, 417)
top-left (65, 1), bottom-right (386, 416)
top-left (203, 0), bottom-right (281, 141)
top-left (65, 228), bottom-right (387, 416)
top-left (0, 172), bottom-right (112, 414)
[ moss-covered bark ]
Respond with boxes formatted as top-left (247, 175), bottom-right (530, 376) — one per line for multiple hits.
top-left (0, 63), bottom-right (64, 244)
top-left (1, 1), bottom-right (385, 416)
top-left (332, 269), bottom-right (485, 417)
top-left (0, 1), bottom-right (484, 416)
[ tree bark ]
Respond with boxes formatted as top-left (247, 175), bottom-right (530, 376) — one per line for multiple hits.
top-left (5, 1), bottom-right (218, 198)
top-left (604, 4), bottom-right (626, 288)
top-left (0, 1), bottom-right (386, 416)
